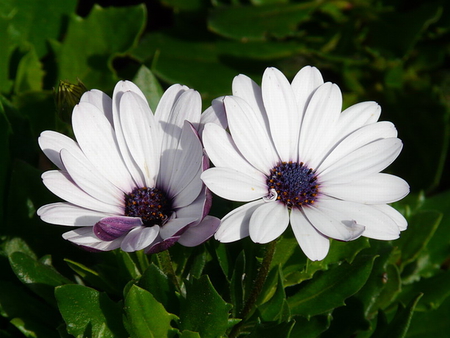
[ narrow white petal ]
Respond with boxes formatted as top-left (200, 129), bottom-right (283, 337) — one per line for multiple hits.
top-left (299, 83), bottom-right (343, 168)
top-left (38, 131), bottom-right (83, 170)
top-left (42, 171), bottom-right (123, 214)
top-left (171, 164), bottom-right (202, 209)
top-left (72, 102), bottom-right (135, 192)
top-left (121, 226), bottom-right (160, 252)
top-left (201, 167), bottom-right (267, 202)
top-left (291, 66), bottom-right (324, 115)
top-left (335, 102), bottom-right (381, 141)
top-left (37, 202), bottom-right (111, 226)
top-left (161, 122), bottom-right (202, 198)
top-left (249, 202), bottom-right (289, 243)
top-left (262, 67), bottom-right (299, 161)
top-left (303, 202), bottom-right (365, 241)
top-left (290, 208), bottom-right (330, 261)
top-left (61, 149), bottom-right (124, 206)
top-left (215, 200), bottom-right (265, 242)
top-left (314, 198), bottom-right (400, 240)
top-left (225, 96), bottom-right (279, 174)
top-left (154, 84), bottom-right (189, 122)
top-left (198, 97), bottom-right (228, 136)
top-left (318, 121), bottom-right (398, 172)
top-left (232, 74), bottom-right (269, 131)
top-left (80, 89), bottom-right (113, 125)
top-left (120, 91), bottom-right (160, 187)
top-left (111, 81), bottom-right (146, 188)
top-left (321, 173), bottom-right (410, 204)
top-left (372, 204), bottom-right (408, 231)
top-left (319, 138), bottom-right (403, 184)
top-left (62, 227), bottom-right (122, 251)
top-left (203, 123), bottom-right (260, 177)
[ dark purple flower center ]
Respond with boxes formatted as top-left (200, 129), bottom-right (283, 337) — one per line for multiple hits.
top-left (267, 161), bottom-right (319, 208)
top-left (124, 187), bottom-right (172, 226)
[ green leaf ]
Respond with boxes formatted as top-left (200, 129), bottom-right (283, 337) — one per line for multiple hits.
top-left (8, 252), bottom-right (72, 305)
top-left (13, 45), bottom-right (44, 93)
top-left (208, 3), bottom-right (316, 41)
top-left (55, 284), bottom-right (127, 338)
top-left (396, 210), bottom-right (442, 268)
top-left (258, 266), bottom-right (286, 321)
top-left (287, 254), bottom-right (376, 316)
top-left (398, 270), bottom-right (450, 312)
top-left (247, 320), bottom-right (295, 338)
top-left (371, 293), bottom-right (423, 338)
top-left (180, 275), bottom-right (232, 338)
top-left (124, 285), bottom-right (178, 338)
top-left (55, 4), bottom-right (146, 89)
top-left (290, 314), bottom-right (331, 338)
top-left (4, 237), bottom-right (37, 260)
top-left (115, 250), bottom-right (142, 280)
top-left (230, 250), bottom-right (246, 317)
top-left (132, 65), bottom-right (164, 112)
top-left (179, 331), bottom-right (201, 338)
top-left (138, 263), bottom-right (179, 314)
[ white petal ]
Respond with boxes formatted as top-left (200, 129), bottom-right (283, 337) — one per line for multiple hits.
top-left (37, 202), bottom-right (111, 226)
top-left (225, 96), bottom-right (279, 174)
top-left (201, 167), bottom-right (267, 202)
top-left (318, 121), bottom-right (398, 172)
top-left (249, 202), bottom-right (289, 243)
top-left (372, 204), bottom-right (408, 231)
top-left (178, 216), bottom-right (221, 247)
top-left (319, 138), bottom-right (403, 185)
top-left (335, 102), bottom-right (381, 142)
top-left (203, 123), bottom-right (260, 177)
top-left (120, 91), bottom-right (160, 187)
top-left (299, 83), bottom-right (343, 168)
top-left (80, 89), bottom-right (113, 125)
top-left (121, 226), bottom-right (160, 252)
top-left (60, 149), bottom-right (124, 206)
top-left (159, 217), bottom-right (197, 239)
top-left (215, 200), bottom-right (265, 242)
top-left (38, 131), bottom-right (83, 170)
top-left (199, 97), bottom-right (228, 136)
top-left (160, 122), bottom-right (202, 198)
top-left (111, 81), bottom-right (146, 188)
top-left (154, 84), bottom-right (189, 123)
top-left (303, 201), bottom-right (365, 241)
top-left (321, 173), bottom-right (410, 204)
top-left (291, 66), bottom-right (324, 115)
top-left (314, 198), bottom-right (400, 240)
top-left (171, 164), bottom-right (202, 209)
top-left (72, 102), bottom-right (135, 192)
top-left (262, 67), bottom-right (299, 161)
top-left (62, 227), bottom-right (122, 251)
top-left (42, 171), bottom-right (123, 214)
top-left (290, 208), bottom-right (330, 261)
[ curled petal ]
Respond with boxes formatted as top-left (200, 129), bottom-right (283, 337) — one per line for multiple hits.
top-left (93, 216), bottom-right (142, 241)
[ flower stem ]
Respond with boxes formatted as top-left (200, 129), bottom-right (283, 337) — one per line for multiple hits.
top-left (157, 250), bottom-right (180, 291)
top-left (229, 239), bottom-right (277, 338)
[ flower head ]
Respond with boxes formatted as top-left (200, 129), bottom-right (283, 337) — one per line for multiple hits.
top-left (201, 66), bottom-right (409, 261)
top-left (38, 81), bottom-right (221, 253)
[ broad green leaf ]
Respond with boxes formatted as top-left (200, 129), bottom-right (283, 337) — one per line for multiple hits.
top-left (55, 4), bottom-right (146, 90)
top-left (0, 280), bottom-right (60, 338)
top-left (396, 210), bottom-right (442, 268)
top-left (180, 331), bottom-right (201, 338)
top-left (247, 320), bottom-right (295, 338)
top-left (258, 266), bottom-right (286, 321)
top-left (398, 270), bottom-right (450, 312)
top-left (55, 284), bottom-right (127, 338)
top-left (124, 285), bottom-right (178, 338)
top-left (214, 242), bottom-right (231, 281)
top-left (371, 294), bottom-right (423, 338)
top-left (4, 237), bottom-right (37, 261)
top-left (180, 275), bottom-right (232, 338)
top-left (132, 65), bottom-right (163, 112)
top-left (8, 252), bottom-right (72, 305)
top-left (290, 314), bottom-right (331, 338)
top-left (208, 3), bottom-right (316, 41)
top-left (138, 263), bottom-right (179, 314)
top-left (406, 295), bottom-right (450, 338)
top-left (13, 46), bottom-right (44, 93)
top-left (288, 254), bottom-right (376, 316)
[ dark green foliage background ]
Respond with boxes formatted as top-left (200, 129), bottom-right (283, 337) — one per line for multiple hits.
top-left (1, 0), bottom-right (449, 337)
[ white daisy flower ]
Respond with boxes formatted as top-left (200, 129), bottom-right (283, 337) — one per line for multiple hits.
top-left (38, 81), bottom-right (222, 253)
top-left (201, 66), bottom-right (409, 261)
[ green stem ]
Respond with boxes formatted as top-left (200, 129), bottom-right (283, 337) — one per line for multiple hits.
top-left (229, 239), bottom-right (277, 338)
top-left (157, 250), bottom-right (180, 291)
